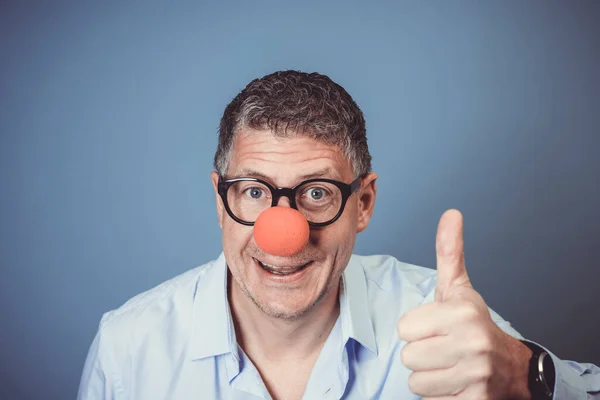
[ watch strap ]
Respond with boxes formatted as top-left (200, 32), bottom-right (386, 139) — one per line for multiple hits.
top-left (520, 340), bottom-right (555, 399)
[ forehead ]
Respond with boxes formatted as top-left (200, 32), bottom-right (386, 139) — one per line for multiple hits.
top-left (227, 129), bottom-right (354, 183)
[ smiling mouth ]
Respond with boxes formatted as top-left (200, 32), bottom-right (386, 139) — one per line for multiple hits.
top-left (254, 258), bottom-right (312, 276)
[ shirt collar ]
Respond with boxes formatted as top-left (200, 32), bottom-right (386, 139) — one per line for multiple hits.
top-left (190, 252), bottom-right (237, 361)
top-left (189, 252), bottom-right (378, 360)
top-left (340, 254), bottom-right (378, 356)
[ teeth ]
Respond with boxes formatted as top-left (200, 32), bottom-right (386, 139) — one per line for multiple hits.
top-left (257, 259), bottom-right (309, 275)
top-left (270, 269), bottom-right (287, 275)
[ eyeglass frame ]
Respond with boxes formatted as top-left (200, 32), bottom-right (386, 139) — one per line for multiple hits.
top-left (217, 176), bottom-right (362, 227)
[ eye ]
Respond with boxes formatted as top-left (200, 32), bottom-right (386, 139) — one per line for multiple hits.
top-left (305, 187), bottom-right (328, 200)
top-left (244, 187), bottom-right (265, 199)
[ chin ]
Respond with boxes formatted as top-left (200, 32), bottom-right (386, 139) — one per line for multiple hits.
top-left (257, 286), bottom-right (332, 321)
top-left (251, 294), bottom-right (318, 321)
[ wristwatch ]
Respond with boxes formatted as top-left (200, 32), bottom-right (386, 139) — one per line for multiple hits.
top-left (520, 340), bottom-right (555, 399)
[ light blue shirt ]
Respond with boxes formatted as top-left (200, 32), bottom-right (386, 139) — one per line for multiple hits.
top-left (78, 253), bottom-right (600, 399)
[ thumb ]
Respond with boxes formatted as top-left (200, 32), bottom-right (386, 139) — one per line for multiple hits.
top-left (435, 209), bottom-right (471, 302)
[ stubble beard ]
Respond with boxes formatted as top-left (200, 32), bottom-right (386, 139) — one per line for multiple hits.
top-left (233, 263), bottom-right (336, 321)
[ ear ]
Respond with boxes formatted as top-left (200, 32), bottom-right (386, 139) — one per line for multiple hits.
top-left (356, 172), bottom-right (378, 233)
top-left (210, 171), bottom-right (225, 230)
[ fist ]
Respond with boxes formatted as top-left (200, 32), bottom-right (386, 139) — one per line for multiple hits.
top-left (397, 210), bottom-right (531, 399)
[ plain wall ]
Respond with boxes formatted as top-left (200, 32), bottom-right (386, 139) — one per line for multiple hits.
top-left (1, 2), bottom-right (599, 399)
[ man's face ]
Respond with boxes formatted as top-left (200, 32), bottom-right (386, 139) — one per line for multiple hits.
top-left (211, 129), bottom-right (377, 320)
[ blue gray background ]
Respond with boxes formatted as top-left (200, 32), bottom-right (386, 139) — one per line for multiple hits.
top-left (1, 2), bottom-right (599, 399)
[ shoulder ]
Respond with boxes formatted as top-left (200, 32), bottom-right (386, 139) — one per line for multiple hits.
top-left (93, 256), bottom-right (221, 356)
top-left (105, 260), bottom-right (216, 324)
top-left (79, 256), bottom-right (223, 397)
top-left (352, 253), bottom-right (437, 297)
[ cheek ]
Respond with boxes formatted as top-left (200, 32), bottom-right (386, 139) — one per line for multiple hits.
top-left (310, 213), bottom-right (358, 252)
top-left (222, 220), bottom-right (253, 254)
top-left (222, 223), bottom-right (255, 281)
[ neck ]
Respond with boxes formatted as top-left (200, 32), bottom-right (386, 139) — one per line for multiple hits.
top-left (229, 274), bottom-right (340, 364)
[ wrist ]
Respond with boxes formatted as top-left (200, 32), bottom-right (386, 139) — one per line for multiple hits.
top-left (519, 340), bottom-right (556, 400)
top-left (511, 339), bottom-right (535, 400)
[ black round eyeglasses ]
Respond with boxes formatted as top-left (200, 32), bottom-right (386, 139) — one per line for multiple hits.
top-left (217, 176), bottom-right (361, 227)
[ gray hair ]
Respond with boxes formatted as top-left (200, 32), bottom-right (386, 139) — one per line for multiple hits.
top-left (213, 70), bottom-right (372, 178)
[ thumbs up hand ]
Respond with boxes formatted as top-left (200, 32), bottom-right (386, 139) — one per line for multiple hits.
top-left (397, 210), bottom-right (533, 399)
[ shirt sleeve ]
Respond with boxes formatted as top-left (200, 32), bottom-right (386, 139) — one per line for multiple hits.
top-left (77, 313), bottom-right (125, 400)
top-left (489, 307), bottom-right (600, 400)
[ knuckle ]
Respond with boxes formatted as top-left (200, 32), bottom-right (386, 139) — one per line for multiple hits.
top-left (400, 345), bottom-right (408, 366)
top-left (397, 312), bottom-right (415, 341)
top-left (475, 333), bottom-right (494, 354)
top-left (472, 359), bottom-right (494, 382)
top-left (459, 302), bottom-right (480, 321)
top-left (396, 319), bottom-right (407, 340)
top-left (479, 392), bottom-right (493, 400)
top-left (400, 344), bottom-right (410, 366)
top-left (407, 372), bottom-right (421, 394)
top-left (437, 241), bottom-right (463, 261)
top-left (481, 363), bottom-right (493, 381)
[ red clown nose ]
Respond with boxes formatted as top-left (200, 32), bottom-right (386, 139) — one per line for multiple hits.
top-left (253, 207), bottom-right (310, 257)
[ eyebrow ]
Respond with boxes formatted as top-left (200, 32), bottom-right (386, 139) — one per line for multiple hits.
top-left (233, 167), bottom-right (341, 184)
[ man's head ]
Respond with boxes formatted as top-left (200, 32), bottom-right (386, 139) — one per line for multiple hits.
top-left (211, 70), bottom-right (378, 320)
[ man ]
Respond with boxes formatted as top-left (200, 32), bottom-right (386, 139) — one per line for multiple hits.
top-left (78, 71), bottom-right (599, 399)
